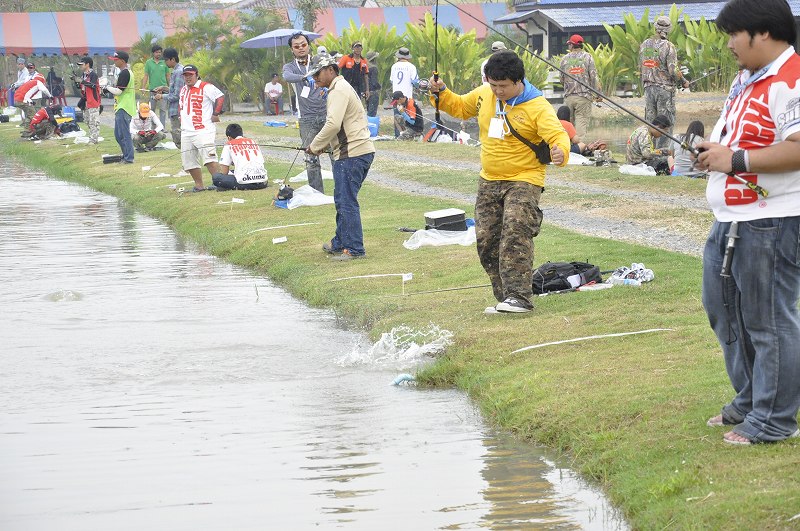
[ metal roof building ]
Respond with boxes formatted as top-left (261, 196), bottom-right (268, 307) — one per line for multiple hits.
top-left (494, 0), bottom-right (800, 56)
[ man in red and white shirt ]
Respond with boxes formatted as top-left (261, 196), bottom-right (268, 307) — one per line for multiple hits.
top-left (697, 0), bottom-right (800, 446)
top-left (14, 63), bottom-right (50, 128)
top-left (212, 123), bottom-right (268, 191)
top-left (178, 64), bottom-right (224, 192)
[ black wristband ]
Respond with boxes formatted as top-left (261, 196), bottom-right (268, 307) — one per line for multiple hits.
top-left (731, 149), bottom-right (747, 173)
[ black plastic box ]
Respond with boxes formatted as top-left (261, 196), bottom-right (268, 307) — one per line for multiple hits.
top-left (424, 208), bottom-right (467, 231)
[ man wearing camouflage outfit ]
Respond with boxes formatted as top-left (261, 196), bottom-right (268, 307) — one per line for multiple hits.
top-left (639, 16), bottom-right (689, 149)
top-left (429, 51), bottom-right (569, 313)
top-left (559, 34), bottom-right (599, 141)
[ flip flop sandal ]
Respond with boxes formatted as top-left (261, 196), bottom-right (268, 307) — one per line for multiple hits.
top-left (723, 432), bottom-right (753, 445)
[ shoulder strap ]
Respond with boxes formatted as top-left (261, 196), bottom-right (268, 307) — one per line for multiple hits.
top-left (503, 114), bottom-right (551, 164)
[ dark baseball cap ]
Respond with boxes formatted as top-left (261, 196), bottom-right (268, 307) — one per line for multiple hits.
top-left (76, 56), bottom-right (93, 66)
top-left (390, 90), bottom-right (406, 105)
top-left (352, 41), bottom-right (363, 48)
top-left (182, 64), bottom-right (199, 74)
top-left (108, 51), bottom-right (129, 62)
top-left (26, 62), bottom-right (35, 68)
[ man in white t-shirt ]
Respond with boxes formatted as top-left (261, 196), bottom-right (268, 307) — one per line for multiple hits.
top-left (390, 47), bottom-right (418, 99)
top-left (212, 123), bottom-right (268, 191)
top-left (178, 64), bottom-right (224, 192)
top-left (264, 73), bottom-right (283, 115)
top-left (390, 47), bottom-right (418, 137)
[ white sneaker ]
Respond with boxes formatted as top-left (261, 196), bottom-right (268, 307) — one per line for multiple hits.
top-left (496, 298), bottom-right (532, 313)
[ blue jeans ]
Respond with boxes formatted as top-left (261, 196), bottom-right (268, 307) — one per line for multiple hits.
top-left (702, 217), bottom-right (800, 442)
top-left (330, 153), bottom-right (374, 256)
top-left (114, 110), bottom-right (134, 162)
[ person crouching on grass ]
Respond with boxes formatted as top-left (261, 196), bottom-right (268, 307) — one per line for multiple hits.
top-left (428, 50), bottom-right (569, 313)
top-left (305, 54), bottom-right (376, 262)
top-left (213, 123), bottom-right (268, 192)
top-left (131, 102), bottom-right (165, 152)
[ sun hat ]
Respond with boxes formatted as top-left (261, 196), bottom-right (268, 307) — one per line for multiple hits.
top-left (395, 47), bottom-right (411, 59)
top-left (491, 41), bottom-right (507, 51)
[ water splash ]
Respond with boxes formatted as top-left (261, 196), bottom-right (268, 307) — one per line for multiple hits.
top-left (337, 324), bottom-right (453, 367)
top-left (43, 289), bottom-right (83, 302)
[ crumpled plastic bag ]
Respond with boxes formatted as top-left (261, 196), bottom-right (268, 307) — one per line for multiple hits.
top-left (288, 168), bottom-right (333, 183)
top-left (61, 130), bottom-right (86, 139)
top-left (273, 184), bottom-right (334, 210)
top-left (158, 141), bottom-right (178, 150)
top-left (619, 163), bottom-right (656, 176)
top-left (567, 152), bottom-right (591, 165)
top-left (3, 106), bottom-right (18, 115)
top-left (608, 262), bottom-right (655, 283)
top-left (74, 135), bottom-right (104, 144)
top-left (403, 226), bottom-right (476, 250)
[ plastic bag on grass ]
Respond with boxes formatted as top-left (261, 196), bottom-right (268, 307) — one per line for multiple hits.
top-left (403, 226), bottom-right (476, 250)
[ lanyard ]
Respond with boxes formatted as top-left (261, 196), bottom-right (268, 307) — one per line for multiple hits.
top-left (495, 90), bottom-right (521, 135)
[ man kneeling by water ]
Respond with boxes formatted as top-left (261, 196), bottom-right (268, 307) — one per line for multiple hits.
top-left (212, 123), bottom-right (268, 191)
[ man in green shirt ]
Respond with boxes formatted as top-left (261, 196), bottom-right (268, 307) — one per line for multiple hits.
top-left (142, 44), bottom-right (170, 126)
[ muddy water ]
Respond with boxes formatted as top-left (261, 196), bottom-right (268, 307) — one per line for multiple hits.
top-left (0, 160), bottom-right (626, 530)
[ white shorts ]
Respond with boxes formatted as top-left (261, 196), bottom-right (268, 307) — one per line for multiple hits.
top-left (181, 131), bottom-right (217, 170)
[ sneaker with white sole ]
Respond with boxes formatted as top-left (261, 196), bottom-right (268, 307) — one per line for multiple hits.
top-left (495, 298), bottom-right (532, 313)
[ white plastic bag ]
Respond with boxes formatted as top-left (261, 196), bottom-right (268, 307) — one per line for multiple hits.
top-left (403, 226), bottom-right (476, 250)
top-left (289, 168), bottom-right (333, 183)
top-left (286, 184), bottom-right (335, 210)
top-left (619, 163), bottom-right (656, 176)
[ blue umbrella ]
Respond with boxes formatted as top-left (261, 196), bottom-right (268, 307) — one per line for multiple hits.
top-left (240, 28), bottom-right (322, 49)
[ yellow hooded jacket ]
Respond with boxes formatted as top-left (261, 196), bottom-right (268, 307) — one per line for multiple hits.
top-left (435, 82), bottom-right (569, 187)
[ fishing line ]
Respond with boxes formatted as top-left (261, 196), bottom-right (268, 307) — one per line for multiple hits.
top-left (432, 0), bottom-right (442, 131)
top-left (436, 0), bottom-right (766, 197)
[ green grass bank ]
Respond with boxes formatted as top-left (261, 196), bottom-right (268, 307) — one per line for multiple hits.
top-left (2, 122), bottom-right (798, 530)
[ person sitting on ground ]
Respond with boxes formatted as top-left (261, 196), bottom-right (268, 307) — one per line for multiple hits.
top-left (212, 123), bottom-right (268, 191)
top-left (23, 104), bottom-right (62, 140)
top-left (626, 114), bottom-right (673, 174)
top-left (391, 90), bottom-right (424, 140)
top-left (130, 102), bottom-right (165, 152)
top-left (671, 120), bottom-right (705, 176)
top-left (557, 105), bottom-right (608, 156)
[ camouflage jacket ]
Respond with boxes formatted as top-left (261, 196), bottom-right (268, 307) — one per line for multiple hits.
top-left (626, 125), bottom-right (657, 164)
top-left (639, 37), bottom-right (678, 89)
top-left (560, 50), bottom-right (598, 98)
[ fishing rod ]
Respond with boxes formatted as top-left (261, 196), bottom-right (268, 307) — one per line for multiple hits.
top-left (685, 67), bottom-right (719, 88)
top-left (436, 0), bottom-right (767, 197)
top-left (432, 0), bottom-right (442, 133)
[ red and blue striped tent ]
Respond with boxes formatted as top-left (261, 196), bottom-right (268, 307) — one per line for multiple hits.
top-left (0, 5), bottom-right (508, 56)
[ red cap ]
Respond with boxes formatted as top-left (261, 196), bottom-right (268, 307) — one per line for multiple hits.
top-left (567, 34), bottom-right (584, 45)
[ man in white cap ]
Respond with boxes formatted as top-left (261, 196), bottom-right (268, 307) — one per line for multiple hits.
top-left (9, 57), bottom-right (32, 107)
top-left (639, 15), bottom-right (689, 149)
top-left (559, 34), bottom-right (599, 140)
top-left (481, 41), bottom-right (507, 84)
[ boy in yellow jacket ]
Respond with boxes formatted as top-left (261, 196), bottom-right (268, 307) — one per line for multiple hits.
top-left (429, 50), bottom-right (569, 313)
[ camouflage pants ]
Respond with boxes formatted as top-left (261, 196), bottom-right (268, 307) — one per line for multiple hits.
top-left (170, 116), bottom-right (181, 148)
top-left (84, 107), bottom-right (100, 143)
top-left (564, 95), bottom-right (592, 140)
top-left (644, 85), bottom-right (675, 150)
top-left (475, 179), bottom-right (544, 309)
top-left (15, 101), bottom-right (35, 128)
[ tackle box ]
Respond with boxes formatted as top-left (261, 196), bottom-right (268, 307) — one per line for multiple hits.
top-left (424, 208), bottom-right (467, 231)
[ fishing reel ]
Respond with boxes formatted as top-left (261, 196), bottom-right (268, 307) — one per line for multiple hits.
top-left (418, 79), bottom-right (430, 91)
top-left (276, 184), bottom-right (294, 201)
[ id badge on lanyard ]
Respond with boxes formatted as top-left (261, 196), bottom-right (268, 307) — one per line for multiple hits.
top-left (488, 100), bottom-right (510, 139)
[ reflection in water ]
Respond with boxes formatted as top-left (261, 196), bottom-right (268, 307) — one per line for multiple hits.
top-left (0, 160), bottom-right (626, 529)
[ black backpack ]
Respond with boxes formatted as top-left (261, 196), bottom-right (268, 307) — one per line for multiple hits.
top-left (59, 121), bottom-right (81, 134)
top-left (532, 261), bottom-right (602, 294)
